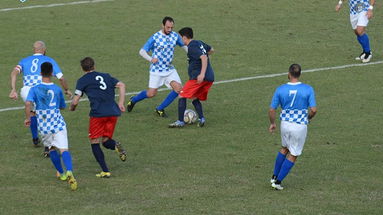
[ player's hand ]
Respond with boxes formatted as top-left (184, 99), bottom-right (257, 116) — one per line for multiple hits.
top-left (151, 58), bottom-right (159, 64)
top-left (367, 10), bottom-right (373, 19)
top-left (269, 123), bottom-right (276, 133)
top-left (335, 4), bottom-right (341, 12)
top-left (197, 74), bottom-right (205, 84)
top-left (118, 103), bottom-right (126, 112)
top-left (24, 119), bottom-right (31, 127)
top-left (65, 89), bottom-right (73, 99)
top-left (9, 90), bottom-right (18, 100)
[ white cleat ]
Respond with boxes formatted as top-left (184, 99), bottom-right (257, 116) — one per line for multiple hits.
top-left (271, 182), bottom-right (284, 190)
top-left (270, 178), bottom-right (276, 184)
top-left (355, 53), bottom-right (365, 61)
top-left (362, 53), bottom-right (372, 63)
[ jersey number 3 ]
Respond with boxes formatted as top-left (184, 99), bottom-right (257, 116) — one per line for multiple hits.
top-left (96, 76), bottom-right (107, 90)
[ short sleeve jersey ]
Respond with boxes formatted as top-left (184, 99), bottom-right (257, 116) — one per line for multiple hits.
top-left (349, 0), bottom-right (371, 14)
top-left (187, 40), bottom-right (214, 82)
top-left (26, 83), bottom-right (66, 134)
top-left (270, 82), bottom-right (316, 125)
top-left (75, 71), bottom-right (121, 117)
top-left (142, 31), bottom-right (184, 75)
top-left (17, 54), bottom-right (63, 87)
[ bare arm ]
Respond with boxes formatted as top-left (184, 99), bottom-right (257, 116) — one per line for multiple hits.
top-left (335, 0), bottom-right (343, 12)
top-left (9, 67), bottom-right (20, 100)
top-left (308, 107), bottom-right (317, 121)
top-left (367, 0), bottom-right (375, 19)
top-left (58, 77), bottom-right (73, 98)
top-left (116, 81), bottom-right (126, 112)
top-left (24, 101), bottom-right (32, 126)
top-left (197, 55), bottom-right (208, 84)
top-left (70, 95), bottom-right (81, 111)
top-left (268, 108), bottom-right (277, 133)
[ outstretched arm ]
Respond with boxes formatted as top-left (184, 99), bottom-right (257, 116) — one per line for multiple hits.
top-left (9, 67), bottom-right (20, 100)
top-left (70, 95), bottom-right (81, 111)
top-left (58, 77), bottom-right (73, 98)
top-left (116, 82), bottom-right (126, 112)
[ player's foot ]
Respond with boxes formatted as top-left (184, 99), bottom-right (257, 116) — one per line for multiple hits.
top-left (155, 109), bottom-right (168, 118)
top-left (57, 171), bottom-right (68, 181)
top-left (43, 147), bottom-right (50, 158)
top-left (127, 96), bottom-right (136, 112)
top-left (271, 182), bottom-right (284, 190)
top-left (270, 175), bottom-right (277, 184)
top-left (197, 118), bottom-right (205, 127)
top-left (115, 142), bottom-right (127, 162)
top-left (96, 171), bottom-right (111, 178)
top-left (362, 52), bottom-right (372, 63)
top-left (355, 52), bottom-right (365, 61)
top-left (66, 171), bottom-right (77, 191)
top-left (168, 120), bottom-right (185, 128)
top-left (32, 138), bottom-right (40, 147)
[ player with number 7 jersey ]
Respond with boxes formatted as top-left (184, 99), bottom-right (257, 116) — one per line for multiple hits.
top-left (70, 57), bottom-right (127, 178)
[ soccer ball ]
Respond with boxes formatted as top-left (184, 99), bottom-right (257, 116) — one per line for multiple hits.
top-left (184, 109), bottom-right (198, 124)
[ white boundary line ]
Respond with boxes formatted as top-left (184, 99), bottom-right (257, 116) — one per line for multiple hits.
top-left (0, 61), bottom-right (381, 113)
top-left (0, 0), bottom-right (114, 12)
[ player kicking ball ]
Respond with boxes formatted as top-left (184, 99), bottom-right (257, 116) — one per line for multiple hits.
top-left (169, 27), bottom-right (215, 128)
top-left (24, 62), bottom-right (77, 191)
top-left (70, 57), bottom-right (127, 178)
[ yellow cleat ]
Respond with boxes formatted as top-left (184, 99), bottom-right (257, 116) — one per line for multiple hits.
top-left (96, 171), bottom-right (111, 178)
top-left (66, 171), bottom-right (77, 191)
top-left (56, 171), bottom-right (68, 181)
top-left (115, 142), bottom-right (127, 162)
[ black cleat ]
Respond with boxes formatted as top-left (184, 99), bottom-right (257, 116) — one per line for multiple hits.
top-left (32, 138), bottom-right (40, 147)
top-left (43, 147), bottom-right (50, 158)
top-left (155, 109), bottom-right (168, 118)
top-left (127, 96), bottom-right (136, 112)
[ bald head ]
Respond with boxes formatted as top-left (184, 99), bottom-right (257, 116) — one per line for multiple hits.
top-left (33, 41), bottom-right (46, 54)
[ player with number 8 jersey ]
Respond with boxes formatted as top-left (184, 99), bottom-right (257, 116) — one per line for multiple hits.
top-left (70, 57), bottom-right (127, 178)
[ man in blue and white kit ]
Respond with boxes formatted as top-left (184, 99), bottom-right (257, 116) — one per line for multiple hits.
top-left (268, 64), bottom-right (317, 190)
top-left (127, 16), bottom-right (188, 117)
top-left (9, 41), bottom-right (72, 155)
top-left (25, 62), bottom-right (77, 191)
top-left (336, 0), bottom-right (375, 63)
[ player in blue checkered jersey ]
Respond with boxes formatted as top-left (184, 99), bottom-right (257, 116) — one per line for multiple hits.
top-left (268, 64), bottom-right (317, 190)
top-left (127, 16), bottom-right (188, 117)
top-left (336, 0), bottom-right (375, 63)
top-left (24, 62), bottom-right (77, 191)
top-left (9, 41), bottom-right (73, 155)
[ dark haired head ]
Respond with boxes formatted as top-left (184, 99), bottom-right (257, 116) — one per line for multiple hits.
top-left (162, 16), bottom-right (174, 25)
top-left (289, 64), bottom-right (301, 78)
top-left (81, 57), bottom-right (95, 71)
top-left (41, 62), bottom-right (53, 77)
top-left (178, 27), bottom-right (193, 39)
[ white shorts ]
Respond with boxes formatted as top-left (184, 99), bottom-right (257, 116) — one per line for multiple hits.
top-left (280, 121), bottom-right (307, 156)
top-left (350, 11), bottom-right (369, 30)
top-left (148, 69), bottom-right (181, 89)
top-left (41, 127), bottom-right (69, 149)
top-left (21, 86), bottom-right (35, 111)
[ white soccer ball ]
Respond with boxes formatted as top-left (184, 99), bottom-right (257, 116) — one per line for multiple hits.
top-left (184, 109), bottom-right (198, 124)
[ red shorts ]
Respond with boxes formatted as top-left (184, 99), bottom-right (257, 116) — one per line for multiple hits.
top-left (89, 116), bottom-right (118, 139)
top-left (179, 80), bottom-right (213, 101)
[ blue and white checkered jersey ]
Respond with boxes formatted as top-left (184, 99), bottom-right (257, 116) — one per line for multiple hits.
top-left (26, 83), bottom-right (66, 134)
top-left (142, 31), bottom-right (184, 75)
top-left (270, 82), bottom-right (316, 125)
top-left (349, 0), bottom-right (371, 14)
top-left (17, 54), bottom-right (63, 87)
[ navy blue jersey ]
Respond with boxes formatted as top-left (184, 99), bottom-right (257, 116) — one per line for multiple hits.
top-left (75, 71), bottom-right (120, 117)
top-left (187, 40), bottom-right (214, 82)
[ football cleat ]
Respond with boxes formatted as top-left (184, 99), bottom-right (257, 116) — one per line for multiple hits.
top-left (43, 147), bottom-right (50, 158)
top-left (155, 109), bottom-right (168, 118)
top-left (270, 175), bottom-right (277, 184)
top-left (168, 120), bottom-right (185, 128)
top-left (57, 171), bottom-right (68, 181)
top-left (271, 182), bottom-right (284, 190)
top-left (362, 52), bottom-right (372, 63)
top-left (126, 96), bottom-right (136, 112)
top-left (32, 138), bottom-right (40, 147)
top-left (355, 52), bottom-right (365, 61)
top-left (66, 171), bottom-right (78, 191)
top-left (115, 142), bottom-right (127, 162)
top-left (197, 118), bottom-right (205, 127)
top-left (96, 171), bottom-right (111, 178)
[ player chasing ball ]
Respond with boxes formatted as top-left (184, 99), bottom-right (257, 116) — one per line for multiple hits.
top-left (169, 27), bottom-right (215, 128)
top-left (24, 62), bottom-right (77, 191)
top-left (70, 57), bottom-right (127, 178)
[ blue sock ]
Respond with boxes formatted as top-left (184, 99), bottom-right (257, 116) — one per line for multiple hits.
top-left (50, 150), bottom-right (64, 174)
top-left (91, 144), bottom-right (109, 172)
top-left (30, 116), bottom-right (38, 139)
top-left (61, 151), bottom-right (73, 172)
top-left (192, 99), bottom-right (204, 119)
top-left (157, 91), bottom-right (178, 110)
top-left (273, 152), bottom-right (286, 177)
top-left (357, 34), bottom-right (371, 53)
top-left (132, 90), bottom-right (148, 103)
top-left (178, 98), bottom-right (187, 122)
top-left (277, 159), bottom-right (295, 182)
top-left (102, 139), bottom-right (116, 150)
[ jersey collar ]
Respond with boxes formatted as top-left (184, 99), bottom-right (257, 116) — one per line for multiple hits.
top-left (41, 82), bottom-right (54, 85)
top-left (287, 82), bottom-right (301, 85)
top-left (33, 53), bottom-right (43, 56)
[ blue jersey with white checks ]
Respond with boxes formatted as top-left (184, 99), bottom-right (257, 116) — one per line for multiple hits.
top-left (270, 82), bottom-right (316, 125)
top-left (18, 54), bottom-right (63, 87)
top-left (142, 31), bottom-right (184, 75)
top-left (349, 0), bottom-right (371, 14)
top-left (26, 83), bottom-right (66, 134)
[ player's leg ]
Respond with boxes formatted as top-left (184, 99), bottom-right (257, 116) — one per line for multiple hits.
top-left (271, 147), bottom-right (288, 184)
top-left (353, 12), bottom-right (372, 62)
top-left (45, 134), bottom-right (64, 179)
top-left (89, 117), bottom-right (111, 177)
top-left (100, 117), bottom-right (127, 162)
top-left (168, 97), bottom-right (186, 128)
top-left (193, 81), bottom-right (213, 127)
top-left (155, 70), bottom-right (182, 117)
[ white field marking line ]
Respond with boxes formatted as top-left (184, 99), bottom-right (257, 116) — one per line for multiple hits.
top-left (1, 61), bottom-right (382, 113)
top-left (0, 0), bottom-right (114, 12)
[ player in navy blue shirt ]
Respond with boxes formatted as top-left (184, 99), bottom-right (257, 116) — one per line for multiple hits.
top-left (268, 64), bottom-right (317, 190)
top-left (25, 62), bottom-right (77, 190)
top-left (70, 57), bottom-right (127, 178)
top-left (169, 27), bottom-right (215, 128)
top-left (9, 41), bottom-right (72, 156)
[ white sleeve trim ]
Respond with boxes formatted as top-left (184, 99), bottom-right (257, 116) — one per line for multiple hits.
top-left (139, 49), bottom-right (152, 62)
top-left (182, 45), bottom-right (188, 53)
top-left (75, 89), bottom-right (83, 96)
top-left (55, 72), bottom-right (64, 79)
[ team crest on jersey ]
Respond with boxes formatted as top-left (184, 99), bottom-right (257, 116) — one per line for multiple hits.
top-left (354, 3), bottom-right (364, 12)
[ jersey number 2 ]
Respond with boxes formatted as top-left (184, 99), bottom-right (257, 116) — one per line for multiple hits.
top-left (289, 90), bottom-right (297, 107)
top-left (95, 76), bottom-right (107, 90)
top-left (47, 90), bottom-right (56, 107)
